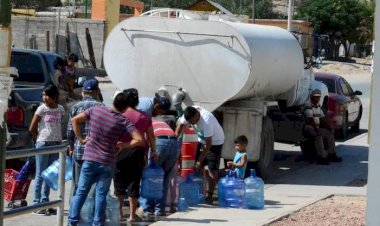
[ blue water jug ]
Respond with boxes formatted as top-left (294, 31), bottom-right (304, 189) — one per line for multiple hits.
top-left (138, 197), bottom-right (147, 210)
top-left (41, 156), bottom-right (73, 191)
top-left (178, 197), bottom-right (189, 212)
top-left (193, 172), bottom-right (205, 203)
top-left (179, 174), bottom-right (199, 207)
top-left (105, 195), bottom-right (120, 226)
top-left (141, 160), bottom-right (164, 200)
top-left (224, 171), bottom-right (246, 208)
top-left (16, 161), bottom-right (31, 181)
top-left (79, 196), bottom-right (94, 226)
top-left (218, 170), bottom-right (231, 207)
top-left (244, 169), bottom-right (265, 209)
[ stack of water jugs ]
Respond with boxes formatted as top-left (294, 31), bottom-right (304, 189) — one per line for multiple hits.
top-left (178, 172), bottom-right (204, 211)
top-left (218, 169), bottom-right (264, 209)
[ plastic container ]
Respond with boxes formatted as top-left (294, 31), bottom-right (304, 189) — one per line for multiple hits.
top-left (105, 195), bottom-right (120, 226)
top-left (179, 174), bottom-right (199, 207)
top-left (138, 197), bottom-right (147, 210)
top-left (193, 172), bottom-right (205, 203)
top-left (41, 157), bottom-right (73, 191)
top-left (178, 197), bottom-right (188, 212)
top-left (79, 196), bottom-right (94, 226)
top-left (218, 171), bottom-right (230, 207)
top-left (141, 160), bottom-right (164, 200)
top-left (224, 171), bottom-right (246, 208)
top-left (244, 169), bottom-right (265, 209)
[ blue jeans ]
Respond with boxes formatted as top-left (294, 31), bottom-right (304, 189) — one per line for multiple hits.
top-left (146, 138), bottom-right (179, 214)
top-left (33, 141), bottom-right (59, 204)
top-left (68, 161), bottom-right (114, 226)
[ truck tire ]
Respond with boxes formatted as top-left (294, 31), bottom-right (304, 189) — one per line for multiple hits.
top-left (257, 116), bottom-right (275, 179)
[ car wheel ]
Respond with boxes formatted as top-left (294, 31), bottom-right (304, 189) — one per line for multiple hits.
top-left (335, 112), bottom-right (348, 140)
top-left (351, 107), bottom-right (362, 133)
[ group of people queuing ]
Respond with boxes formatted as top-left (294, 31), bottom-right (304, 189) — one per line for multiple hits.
top-left (27, 61), bottom-right (342, 226)
top-left (27, 72), bottom-right (237, 225)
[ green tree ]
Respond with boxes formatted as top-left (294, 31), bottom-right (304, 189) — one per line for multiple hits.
top-left (296, 0), bottom-right (374, 60)
top-left (11, 0), bottom-right (62, 10)
top-left (140, 0), bottom-right (281, 19)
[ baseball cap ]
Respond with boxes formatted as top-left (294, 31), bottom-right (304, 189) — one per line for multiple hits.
top-left (83, 79), bottom-right (99, 92)
top-left (311, 89), bottom-right (321, 97)
top-left (154, 93), bottom-right (171, 111)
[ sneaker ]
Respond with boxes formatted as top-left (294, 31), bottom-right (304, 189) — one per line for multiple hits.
top-left (328, 154), bottom-right (342, 162)
top-left (33, 209), bottom-right (48, 215)
top-left (136, 206), bottom-right (150, 218)
top-left (47, 208), bottom-right (57, 215)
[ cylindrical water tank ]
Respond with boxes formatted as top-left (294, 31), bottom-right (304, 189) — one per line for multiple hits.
top-left (104, 17), bottom-right (305, 111)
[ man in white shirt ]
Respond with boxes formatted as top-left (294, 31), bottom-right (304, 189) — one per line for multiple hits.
top-left (304, 89), bottom-right (342, 165)
top-left (176, 106), bottom-right (224, 204)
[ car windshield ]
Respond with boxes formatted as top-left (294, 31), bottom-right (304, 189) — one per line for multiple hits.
top-left (11, 52), bottom-right (45, 83)
top-left (315, 77), bottom-right (336, 93)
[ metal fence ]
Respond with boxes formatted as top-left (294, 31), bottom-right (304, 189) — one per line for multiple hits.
top-left (1, 143), bottom-right (68, 226)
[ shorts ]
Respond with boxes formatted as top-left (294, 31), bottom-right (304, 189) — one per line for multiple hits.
top-left (114, 147), bottom-right (146, 197)
top-left (196, 143), bottom-right (223, 170)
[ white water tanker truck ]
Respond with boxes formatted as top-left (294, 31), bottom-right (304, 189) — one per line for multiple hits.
top-left (103, 16), bottom-right (327, 177)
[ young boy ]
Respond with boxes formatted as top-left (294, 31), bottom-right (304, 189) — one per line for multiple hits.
top-left (227, 135), bottom-right (248, 179)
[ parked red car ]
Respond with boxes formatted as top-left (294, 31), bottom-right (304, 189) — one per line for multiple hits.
top-left (314, 72), bottom-right (362, 139)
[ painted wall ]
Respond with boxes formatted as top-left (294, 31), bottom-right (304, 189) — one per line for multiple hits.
top-left (11, 16), bottom-right (105, 68)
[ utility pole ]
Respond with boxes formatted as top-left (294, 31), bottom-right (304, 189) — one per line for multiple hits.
top-left (252, 0), bottom-right (255, 24)
top-left (0, 0), bottom-right (11, 226)
top-left (366, 1), bottom-right (380, 225)
top-left (287, 0), bottom-right (293, 31)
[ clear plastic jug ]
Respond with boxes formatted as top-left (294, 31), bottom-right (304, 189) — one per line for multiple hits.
top-left (141, 160), bottom-right (164, 200)
top-left (244, 169), bottom-right (264, 209)
top-left (224, 171), bottom-right (246, 208)
top-left (179, 174), bottom-right (199, 207)
top-left (105, 195), bottom-right (120, 225)
top-left (41, 156), bottom-right (73, 191)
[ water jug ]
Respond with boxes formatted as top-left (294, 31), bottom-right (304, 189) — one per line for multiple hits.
top-left (141, 160), bottom-right (164, 200)
top-left (138, 197), bottom-right (147, 210)
top-left (218, 170), bottom-right (230, 207)
top-left (41, 156), bottom-right (73, 191)
top-left (224, 171), bottom-right (246, 208)
top-left (193, 171), bottom-right (205, 203)
top-left (79, 196), bottom-right (94, 226)
top-left (16, 161), bottom-right (31, 181)
top-left (244, 169), bottom-right (265, 209)
top-left (105, 195), bottom-right (120, 226)
top-left (179, 174), bottom-right (199, 207)
top-left (178, 197), bottom-right (189, 212)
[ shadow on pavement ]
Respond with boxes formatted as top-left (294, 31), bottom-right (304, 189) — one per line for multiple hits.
top-left (266, 143), bottom-right (368, 187)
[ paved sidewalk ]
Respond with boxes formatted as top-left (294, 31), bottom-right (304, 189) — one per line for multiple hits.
top-left (3, 133), bottom-right (368, 226)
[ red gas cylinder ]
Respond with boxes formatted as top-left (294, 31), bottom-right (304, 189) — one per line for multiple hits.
top-left (180, 126), bottom-right (198, 178)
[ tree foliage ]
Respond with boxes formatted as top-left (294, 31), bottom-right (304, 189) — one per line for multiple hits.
top-left (296, 0), bottom-right (374, 59)
top-left (139, 0), bottom-right (282, 19)
top-left (12, 0), bottom-right (62, 10)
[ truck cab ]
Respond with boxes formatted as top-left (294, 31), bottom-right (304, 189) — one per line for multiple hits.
top-left (6, 49), bottom-right (80, 149)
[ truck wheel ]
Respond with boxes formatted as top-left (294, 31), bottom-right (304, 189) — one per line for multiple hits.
top-left (257, 116), bottom-right (274, 179)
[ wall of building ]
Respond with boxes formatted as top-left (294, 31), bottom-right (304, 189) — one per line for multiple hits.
top-left (11, 16), bottom-right (105, 68)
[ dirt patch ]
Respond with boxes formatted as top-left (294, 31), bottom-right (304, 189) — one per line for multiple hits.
top-left (269, 196), bottom-right (366, 226)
